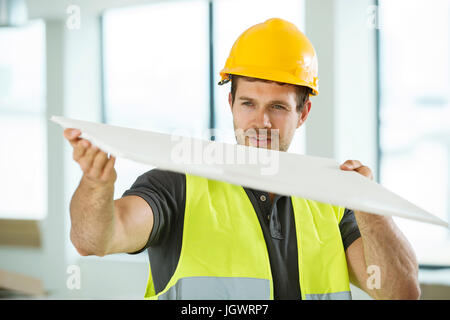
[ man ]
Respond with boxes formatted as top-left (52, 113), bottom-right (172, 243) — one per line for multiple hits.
top-left (64, 18), bottom-right (420, 300)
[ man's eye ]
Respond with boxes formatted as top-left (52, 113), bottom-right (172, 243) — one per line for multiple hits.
top-left (272, 104), bottom-right (285, 110)
top-left (243, 101), bottom-right (253, 106)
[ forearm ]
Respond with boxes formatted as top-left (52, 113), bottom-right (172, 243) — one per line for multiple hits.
top-left (70, 175), bottom-right (116, 256)
top-left (355, 211), bottom-right (420, 299)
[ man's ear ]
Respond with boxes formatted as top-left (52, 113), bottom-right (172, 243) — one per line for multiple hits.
top-left (228, 92), bottom-right (233, 110)
top-left (297, 100), bottom-right (312, 128)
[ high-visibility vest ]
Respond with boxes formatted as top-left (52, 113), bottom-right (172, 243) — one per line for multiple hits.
top-left (144, 174), bottom-right (351, 300)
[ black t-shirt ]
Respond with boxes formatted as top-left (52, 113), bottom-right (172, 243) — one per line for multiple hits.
top-left (122, 169), bottom-right (361, 300)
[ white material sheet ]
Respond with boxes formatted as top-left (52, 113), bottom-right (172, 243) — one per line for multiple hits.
top-left (51, 116), bottom-right (448, 228)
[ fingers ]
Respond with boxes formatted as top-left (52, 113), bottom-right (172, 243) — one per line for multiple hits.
top-left (63, 128), bottom-right (82, 148)
top-left (355, 166), bottom-right (373, 180)
top-left (78, 144), bottom-right (99, 172)
top-left (73, 139), bottom-right (90, 161)
top-left (63, 128), bottom-right (117, 184)
top-left (64, 128), bottom-right (91, 164)
top-left (340, 159), bottom-right (362, 170)
top-left (340, 159), bottom-right (373, 180)
top-left (79, 145), bottom-right (117, 183)
top-left (64, 129), bottom-right (96, 165)
top-left (101, 156), bottom-right (116, 180)
top-left (90, 150), bottom-right (109, 178)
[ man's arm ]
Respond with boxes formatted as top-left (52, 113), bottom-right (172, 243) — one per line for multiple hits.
top-left (64, 128), bottom-right (153, 256)
top-left (110, 195), bottom-right (154, 255)
top-left (341, 160), bottom-right (420, 300)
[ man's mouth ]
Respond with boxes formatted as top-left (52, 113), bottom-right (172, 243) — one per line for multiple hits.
top-left (249, 136), bottom-right (271, 146)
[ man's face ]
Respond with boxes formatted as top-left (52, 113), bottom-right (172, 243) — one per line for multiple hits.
top-left (229, 77), bottom-right (311, 151)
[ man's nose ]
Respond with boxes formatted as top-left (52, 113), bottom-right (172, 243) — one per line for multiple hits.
top-left (253, 109), bottom-right (272, 129)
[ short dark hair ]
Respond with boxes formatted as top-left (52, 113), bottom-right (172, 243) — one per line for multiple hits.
top-left (230, 75), bottom-right (311, 113)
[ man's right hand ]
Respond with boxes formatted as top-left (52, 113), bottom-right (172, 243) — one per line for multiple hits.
top-left (63, 128), bottom-right (117, 186)
top-left (64, 127), bottom-right (153, 256)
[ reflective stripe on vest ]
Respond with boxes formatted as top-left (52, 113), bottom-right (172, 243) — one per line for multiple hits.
top-left (144, 174), bottom-right (351, 300)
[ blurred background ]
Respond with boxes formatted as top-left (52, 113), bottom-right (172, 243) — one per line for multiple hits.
top-left (0, 0), bottom-right (449, 299)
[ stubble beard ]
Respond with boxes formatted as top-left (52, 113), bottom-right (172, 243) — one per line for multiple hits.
top-left (232, 121), bottom-right (289, 152)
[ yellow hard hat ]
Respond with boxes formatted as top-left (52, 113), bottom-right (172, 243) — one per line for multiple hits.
top-left (218, 18), bottom-right (319, 95)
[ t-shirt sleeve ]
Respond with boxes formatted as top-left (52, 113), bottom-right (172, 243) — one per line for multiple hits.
top-left (339, 208), bottom-right (361, 251)
top-left (121, 169), bottom-right (186, 254)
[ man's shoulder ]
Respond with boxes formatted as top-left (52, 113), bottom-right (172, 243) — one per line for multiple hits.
top-left (125, 168), bottom-right (186, 196)
top-left (139, 168), bottom-right (186, 184)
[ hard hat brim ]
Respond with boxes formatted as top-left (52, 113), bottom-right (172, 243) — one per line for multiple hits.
top-left (219, 66), bottom-right (318, 96)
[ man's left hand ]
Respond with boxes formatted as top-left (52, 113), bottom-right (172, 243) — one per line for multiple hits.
top-left (340, 160), bottom-right (373, 180)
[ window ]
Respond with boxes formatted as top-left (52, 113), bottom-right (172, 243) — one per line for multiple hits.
top-left (0, 20), bottom-right (46, 220)
top-left (102, 1), bottom-right (209, 199)
top-left (379, 0), bottom-right (450, 265)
